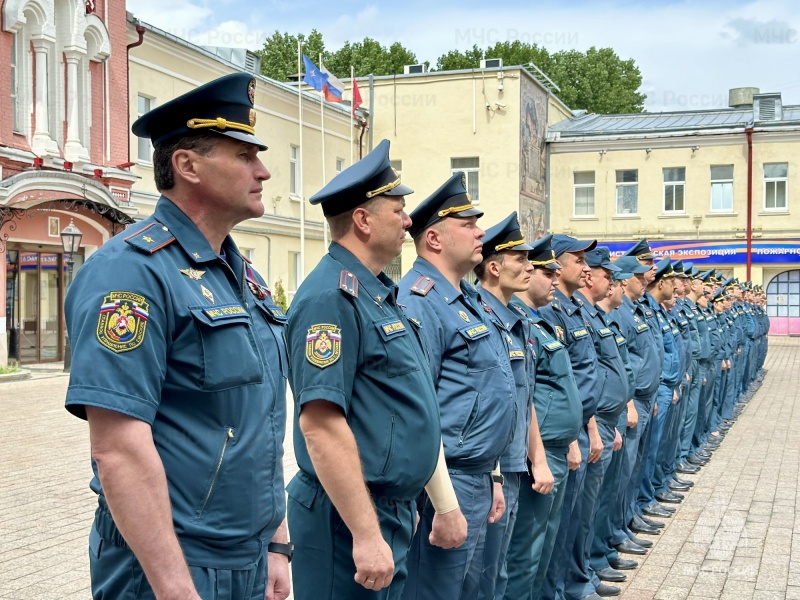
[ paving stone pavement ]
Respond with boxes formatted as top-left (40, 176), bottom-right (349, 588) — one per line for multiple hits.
top-left (0, 337), bottom-right (796, 599)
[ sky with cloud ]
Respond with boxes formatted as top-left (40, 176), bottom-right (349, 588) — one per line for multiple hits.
top-left (127, 0), bottom-right (800, 112)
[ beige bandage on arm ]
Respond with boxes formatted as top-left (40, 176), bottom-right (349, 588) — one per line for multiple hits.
top-left (424, 441), bottom-right (459, 514)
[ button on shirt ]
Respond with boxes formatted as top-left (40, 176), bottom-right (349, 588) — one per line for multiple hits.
top-left (286, 243), bottom-right (441, 500)
top-left (65, 197), bottom-right (287, 566)
top-left (399, 257), bottom-right (517, 474)
top-left (538, 289), bottom-right (599, 425)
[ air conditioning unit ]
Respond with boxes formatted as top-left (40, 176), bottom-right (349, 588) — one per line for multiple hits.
top-left (403, 64), bottom-right (428, 74)
top-left (480, 58), bottom-right (503, 69)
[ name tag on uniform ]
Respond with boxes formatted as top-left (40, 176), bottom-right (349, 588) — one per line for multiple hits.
top-left (636, 323), bottom-right (649, 332)
top-left (509, 350), bottom-right (525, 360)
top-left (644, 310), bottom-right (653, 317)
top-left (544, 340), bottom-right (564, 351)
top-left (662, 324), bottom-right (671, 333)
top-left (679, 320), bottom-right (688, 327)
top-left (203, 304), bottom-right (248, 320)
top-left (616, 335), bottom-right (626, 345)
top-left (597, 327), bottom-right (613, 337)
top-left (698, 316), bottom-right (705, 321)
top-left (460, 323), bottom-right (490, 340)
top-left (672, 328), bottom-right (680, 335)
top-left (376, 319), bottom-right (407, 341)
top-left (571, 328), bottom-right (589, 339)
top-left (687, 313), bottom-right (695, 320)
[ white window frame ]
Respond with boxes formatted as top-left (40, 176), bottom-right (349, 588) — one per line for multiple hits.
top-left (573, 171), bottom-right (595, 216)
top-left (450, 157), bottom-right (480, 204)
top-left (615, 169), bottom-right (638, 215)
top-left (288, 251), bottom-right (301, 293)
top-left (663, 167), bottom-right (686, 214)
top-left (10, 32), bottom-right (22, 133)
top-left (335, 157), bottom-right (345, 174)
top-left (137, 94), bottom-right (154, 163)
top-left (289, 145), bottom-right (300, 198)
top-left (764, 162), bottom-right (788, 211)
top-left (710, 165), bottom-right (734, 213)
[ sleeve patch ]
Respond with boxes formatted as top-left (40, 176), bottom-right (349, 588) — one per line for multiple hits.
top-left (96, 292), bottom-right (150, 353)
top-left (306, 324), bottom-right (342, 368)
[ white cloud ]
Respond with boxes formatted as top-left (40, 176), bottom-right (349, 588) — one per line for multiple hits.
top-left (187, 20), bottom-right (269, 50)
top-left (128, 0), bottom-right (213, 38)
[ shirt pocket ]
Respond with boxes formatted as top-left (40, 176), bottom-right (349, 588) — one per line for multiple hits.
top-left (456, 322), bottom-right (498, 373)
top-left (189, 306), bottom-right (264, 391)
top-left (371, 318), bottom-right (420, 378)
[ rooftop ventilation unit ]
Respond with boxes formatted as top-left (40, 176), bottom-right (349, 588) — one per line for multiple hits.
top-left (754, 93), bottom-right (783, 121)
top-left (403, 63), bottom-right (428, 74)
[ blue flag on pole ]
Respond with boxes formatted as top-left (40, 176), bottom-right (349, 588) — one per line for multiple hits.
top-left (302, 54), bottom-right (328, 92)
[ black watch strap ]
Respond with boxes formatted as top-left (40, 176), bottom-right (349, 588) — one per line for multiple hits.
top-left (268, 541), bottom-right (294, 562)
top-left (492, 474), bottom-right (504, 485)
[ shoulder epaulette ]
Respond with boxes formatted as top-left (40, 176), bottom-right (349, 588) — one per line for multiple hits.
top-left (409, 275), bottom-right (435, 296)
top-left (124, 222), bottom-right (176, 254)
top-left (339, 270), bottom-right (359, 298)
top-left (551, 298), bottom-right (562, 311)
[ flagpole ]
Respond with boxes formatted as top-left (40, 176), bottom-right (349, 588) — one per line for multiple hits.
top-left (320, 53), bottom-right (328, 250)
top-left (350, 66), bottom-right (355, 167)
top-left (298, 41), bottom-right (305, 282)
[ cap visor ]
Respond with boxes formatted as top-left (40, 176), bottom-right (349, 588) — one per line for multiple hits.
top-left (451, 206), bottom-right (484, 218)
top-left (214, 129), bottom-right (268, 151)
top-left (383, 182), bottom-right (414, 196)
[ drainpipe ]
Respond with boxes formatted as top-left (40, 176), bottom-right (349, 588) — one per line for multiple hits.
top-left (126, 24), bottom-right (146, 165)
top-left (745, 126), bottom-right (754, 281)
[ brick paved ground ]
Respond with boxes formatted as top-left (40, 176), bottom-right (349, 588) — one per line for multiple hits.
top-left (0, 337), bottom-right (796, 599)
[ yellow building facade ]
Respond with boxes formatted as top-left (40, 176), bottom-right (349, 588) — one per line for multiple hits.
top-left (127, 17), bottom-right (356, 300)
top-left (548, 91), bottom-right (800, 333)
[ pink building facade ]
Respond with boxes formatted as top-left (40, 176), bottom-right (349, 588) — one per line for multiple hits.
top-left (1, 0), bottom-right (137, 365)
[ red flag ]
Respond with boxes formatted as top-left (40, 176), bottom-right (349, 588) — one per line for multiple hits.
top-left (352, 78), bottom-right (363, 120)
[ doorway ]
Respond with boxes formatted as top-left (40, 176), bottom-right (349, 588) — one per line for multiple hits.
top-left (7, 250), bottom-right (69, 363)
top-left (766, 269), bottom-right (800, 336)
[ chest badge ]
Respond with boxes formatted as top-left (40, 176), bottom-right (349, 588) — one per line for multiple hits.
top-left (306, 324), bottom-right (342, 368)
top-left (458, 310), bottom-right (471, 322)
top-left (201, 285), bottom-right (214, 304)
top-left (555, 325), bottom-right (566, 343)
top-left (180, 267), bottom-right (205, 280)
top-left (96, 292), bottom-right (150, 354)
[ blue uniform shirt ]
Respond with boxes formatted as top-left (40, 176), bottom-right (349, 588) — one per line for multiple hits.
top-left (647, 295), bottom-right (681, 388)
top-left (538, 288), bottom-right (599, 425)
top-left (575, 291), bottom-right (629, 421)
top-left (65, 197), bottom-right (287, 566)
top-left (478, 286), bottom-right (533, 473)
top-left (612, 295), bottom-right (661, 405)
top-left (512, 299), bottom-right (582, 451)
top-left (399, 257), bottom-right (517, 474)
top-left (286, 243), bottom-right (440, 499)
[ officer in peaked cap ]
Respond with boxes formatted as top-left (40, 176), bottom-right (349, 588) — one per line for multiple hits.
top-left (538, 233), bottom-right (604, 600)
top-left (399, 174), bottom-right (517, 600)
top-left (474, 214), bottom-right (548, 599)
top-left (66, 72), bottom-right (292, 600)
top-left (613, 255), bottom-right (652, 276)
top-left (506, 233), bottom-right (582, 599)
top-left (585, 246), bottom-right (622, 272)
top-left (622, 239), bottom-right (657, 284)
top-left (407, 171), bottom-right (484, 238)
top-left (286, 139), bottom-right (453, 600)
top-left (309, 139), bottom-right (413, 216)
top-left (132, 72), bottom-right (267, 150)
top-left (671, 259), bottom-right (689, 279)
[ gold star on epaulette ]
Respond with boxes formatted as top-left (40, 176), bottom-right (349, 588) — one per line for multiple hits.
top-left (193, 252), bottom-right (201, 259)
top-left (142, 236), bottom-right (154, 243)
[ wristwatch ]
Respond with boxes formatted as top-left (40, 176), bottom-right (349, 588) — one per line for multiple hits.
top-left (492, 474), bottom-right (505, 486)
top-left (267, 541), bottom-right (294, 562)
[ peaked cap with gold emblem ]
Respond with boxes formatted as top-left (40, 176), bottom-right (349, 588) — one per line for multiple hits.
top-left (309, 139), bottom-right (413, 216)
top-left (132, 72), bottom-right (266, 150)
top-left (408, 171), bottom-right (483, 238)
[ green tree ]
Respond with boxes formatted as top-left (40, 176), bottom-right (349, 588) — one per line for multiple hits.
top-left (258, 29), bottom-right (326, 81)
top-left (325, 37), bottom-right (418, 77)
top-left (272, 278), bottom-right (288, 311)
top-left (435, 41), bottom-right (644, 113)
top-left (548, 47), bottom-right (646, 113)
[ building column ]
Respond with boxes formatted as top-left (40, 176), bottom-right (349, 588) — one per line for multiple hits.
top-left (64, 50), bottom-right (90, 163)
top-left (31, 39), bottom-right (59, 157)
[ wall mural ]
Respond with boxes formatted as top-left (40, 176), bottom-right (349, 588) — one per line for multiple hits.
top-left (519, 75), bottom-right (548, 242)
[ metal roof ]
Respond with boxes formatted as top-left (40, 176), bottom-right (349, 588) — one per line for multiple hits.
top-left (550, 106), bottom-right (800, 136)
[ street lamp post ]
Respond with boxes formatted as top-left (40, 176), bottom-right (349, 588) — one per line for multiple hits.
top-left (60, 218), bottom-right (83, 373)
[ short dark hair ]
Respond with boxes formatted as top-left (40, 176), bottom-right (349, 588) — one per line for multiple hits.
top-left (153, 133), bottom-right (220, 191)
top-left (475, 252), bottom-right (504, 281)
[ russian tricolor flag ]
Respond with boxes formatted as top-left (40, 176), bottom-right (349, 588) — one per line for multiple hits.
top-left (319, 59), bottom-right (343, 103)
